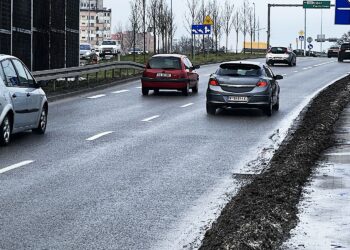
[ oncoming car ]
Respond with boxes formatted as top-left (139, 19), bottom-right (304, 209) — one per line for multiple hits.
top-left (266, 47), bottom-right (296, 66)
top-left (206, 61), bottom-right (282, 116)
top-left (141, 54), bottom-right (200, 96)
top-left (0, 55), bottom-right (48, 146)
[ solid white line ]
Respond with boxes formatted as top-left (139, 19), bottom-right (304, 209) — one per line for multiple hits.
top-left (87, 94), bottom-right (106, 99)
top-left (136, 86), bottom-right (142, 89)
top-left (0, 160), bottom-right (34, 174)
top-left (180, 103), bottom-right (194, 108)
top-left (86, 131), bottom-right (114, 141)
top-left (142, 115), bottom-right (160, 122)
top-left (112, 90), bottom-right (130, 94)
top-left (325, 152), bottom-right (350, 156)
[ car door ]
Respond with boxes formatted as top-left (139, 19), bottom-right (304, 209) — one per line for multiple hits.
top-left (264, 66), bottom-right (278, 103)
top-left (12, 59), bottom-right (41, 127)
top-left (183, 57), bottom-right (197, 87)
top-left (1, 59), bottom-right (29, 128)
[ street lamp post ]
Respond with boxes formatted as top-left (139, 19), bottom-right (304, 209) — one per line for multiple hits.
top-left (253, 2), bottom-right (256, 41)
top-left (170, 0), bottom-right (173, 53)
top-left (143, 0), bottom-right (146, 63)
top-left (88, 0), bottom-right (91, 43)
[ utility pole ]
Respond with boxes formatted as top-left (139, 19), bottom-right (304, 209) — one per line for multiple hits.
top-left (170, 0), bottom-right (173, 53)
top-left (304, 8), bottom-right (307, 56)
top-left (88, 0), bottom-right (91, 43)
top-left (253, 2), bottom-right (256, 41)
top-left (143, 0), bottom-right (146, 62)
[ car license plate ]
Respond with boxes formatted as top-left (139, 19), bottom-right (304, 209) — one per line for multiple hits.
top-left (157, 73), bottom-right (171, 78)
top-left (228, 96), bottom-right (248, 102)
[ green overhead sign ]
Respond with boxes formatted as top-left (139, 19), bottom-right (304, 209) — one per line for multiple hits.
top-left (303, 1), bottom-right (331, 8)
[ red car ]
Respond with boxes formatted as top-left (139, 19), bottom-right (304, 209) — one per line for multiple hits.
top-left (141, 54), bottom-right (200, 96)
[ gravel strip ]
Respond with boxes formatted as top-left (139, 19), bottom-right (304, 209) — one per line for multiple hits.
top-left (199, 75), bottom-right (350, 250)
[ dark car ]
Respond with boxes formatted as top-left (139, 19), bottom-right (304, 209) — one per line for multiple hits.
top-left (327, 46), bottom-right (340, 58)
top-left (206, 61), bottom-right (282, 116)
top-left (141, 54), bottom-right (200, 96)
top-left (338, 43), bottom-right (350, 62)
top-left (266, 47), bottom-right (296, 66)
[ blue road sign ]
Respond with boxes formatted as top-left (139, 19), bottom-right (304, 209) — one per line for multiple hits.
top-left (192, 25), bottom-right (211, 35)
top-left (308, 44), bottom-right (313, 50)
top-left (299, 36), bottom-right (305, 41)
top-left (335, 0), bottom-right (350, 24)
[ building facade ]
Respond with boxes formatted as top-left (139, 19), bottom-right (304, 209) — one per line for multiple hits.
top-left (0, 0), bottom-right (80, 71)
top-left (80, 0), bottom-right (112, 45)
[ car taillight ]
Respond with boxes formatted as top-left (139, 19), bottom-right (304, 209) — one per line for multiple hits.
top-left (256, 80), bottom-right (268, 87)
top-left (209, 79), bottom-right (219, 86)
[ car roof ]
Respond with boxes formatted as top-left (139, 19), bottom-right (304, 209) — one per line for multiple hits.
top-left (152, 54), bottom-right (185, 59)
top-left (220, 61), bottom-right (264, 67)
top-left (0, 54), bottom-right (16, 61)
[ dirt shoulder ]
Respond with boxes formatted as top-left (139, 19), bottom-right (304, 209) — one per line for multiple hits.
top-left (199, 75), bottom-right (350, 250)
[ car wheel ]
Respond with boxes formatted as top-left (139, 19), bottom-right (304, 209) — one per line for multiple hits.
top-left (182, 83), bottom-right (189, 96)
top-left (192, 83), bottom-right (198, 93)
top-left (206, 103), bottom-right (216, 115)
top-left (264, 99), bottom-right (273, 117)
top-left (33, 106), bottom-right (48, 134)
top-left (338, 57), bottom-right (343, 62)
top-left (154, 89), bottom-right (160, 95)
top-left (0, 115), bottom-right (11, 146)
top-left (273, 97), bottom-right (280, 111)
top-left (142, 87), bottom-right (149, 96)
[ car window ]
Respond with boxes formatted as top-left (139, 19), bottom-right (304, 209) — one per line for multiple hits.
top-left (23, 64), bottom-right (35, 86)
top-left (216, 64), bottom-right (262, 77)
top-left (1, 60), bottom-right (20, 87)
top-left (0, 64), bottom-right (6, 83)
top-left (264, 66), bottom-right (273, 78)
top-left (183, 58), bottom-right (192, 70)
top-left (148, 57), bottom-right (182, 70)
top-left (12, 60), bottom-right (30, 87)
top-left (269, 47), bottom-right (288, 54)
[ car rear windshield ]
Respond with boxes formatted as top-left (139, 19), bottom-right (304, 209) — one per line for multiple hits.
top-left (102, 41), bottom-right (116, 45)
top-left (341, 43), bottom-right (350, 49)
top-left (216, 64), bottom-right (261, 77)
top-left (80, 45), bottom-right (91, 50)
top-left (147, 57), bottom-right (182, 70)
top-left (269, 47), bottom-right (288, 54)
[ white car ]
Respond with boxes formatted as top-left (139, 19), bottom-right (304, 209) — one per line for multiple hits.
top-left (98, 40), bottom-right (121, 58)
top-left (80, 43), bottom-right (93, 59)
top-left (266, 47), bottom-right (297, 67)
top-left (0, 55), bottom-right (48, 146)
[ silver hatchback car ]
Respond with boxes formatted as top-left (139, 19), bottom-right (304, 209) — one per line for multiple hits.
top-left (0, 55), bottom-right (48, 146)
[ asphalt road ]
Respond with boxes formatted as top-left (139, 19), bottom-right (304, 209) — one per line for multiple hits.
top-left (0, 57), bottom-right (348, 250)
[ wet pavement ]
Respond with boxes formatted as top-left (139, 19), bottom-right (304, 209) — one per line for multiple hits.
top-left (282, 106), bottom-right (350, 250)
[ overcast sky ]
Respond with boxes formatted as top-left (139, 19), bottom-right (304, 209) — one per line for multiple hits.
top-left (104, 0), bottom-right (348, 51)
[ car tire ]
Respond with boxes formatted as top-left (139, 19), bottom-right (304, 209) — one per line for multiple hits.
top-left (338, 57), bottom-right (343, 62)
top-left (182, 83), bottom-right (189, 96)
top-left (206, 103), bottom-right (216, 115)
top-left (33, 106), bottom-right (48, 134)
top-left (264, 99), bottom-right (273, 117)
top-left (154, 89), bottom-right (160, 95)
top-left (192, 83), bottom-right (198, 93)
top-left (142, 87), bottom-right (149, 96)
top-left (0, 115), bottom-right (11, 146)
top-left (273, 97), bottom-right (280, 111)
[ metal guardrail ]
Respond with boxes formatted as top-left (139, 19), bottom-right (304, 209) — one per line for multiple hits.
top-left (32, 61), bottom-right (145, 81)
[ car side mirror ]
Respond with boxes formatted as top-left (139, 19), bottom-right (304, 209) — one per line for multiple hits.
top-left (192, 65), bottom-right (200, 70)
top-left (274, 75), bottom-right (283, 80)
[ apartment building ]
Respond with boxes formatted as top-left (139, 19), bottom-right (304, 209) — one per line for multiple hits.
top-left (80, 0), bottom-right (112, 45)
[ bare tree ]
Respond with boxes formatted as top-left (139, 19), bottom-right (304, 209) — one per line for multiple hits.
top-left (222, 0), bottom-right (234, 53)
top-left (184, 0), bottom-right (199, 58)
top-left (240, 0), bottom-right (249, 54)
top-left (247, 5), bottom-right (255, 54)
top-left (232, 9), bottom-right (242, 54)
top-left (129, 0), bottom-right (142, 61)
top-left (148, 0), bottom-right (159, 54)
top-left (209, 0), bottom-right (222, 53)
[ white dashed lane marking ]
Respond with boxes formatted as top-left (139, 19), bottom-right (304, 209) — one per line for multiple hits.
top-left (112, 90), bottom-right (130, 94)
top-left (0, 160), bottom-right (35, 174)
top-left (86, 131), bottom-right (114, 141)
top-left (142, 115), bottom-right (160, 122)
top-left (180, 103), bottom-right (194, 108)
top-left (87, 94), bottom-right (106, 99)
